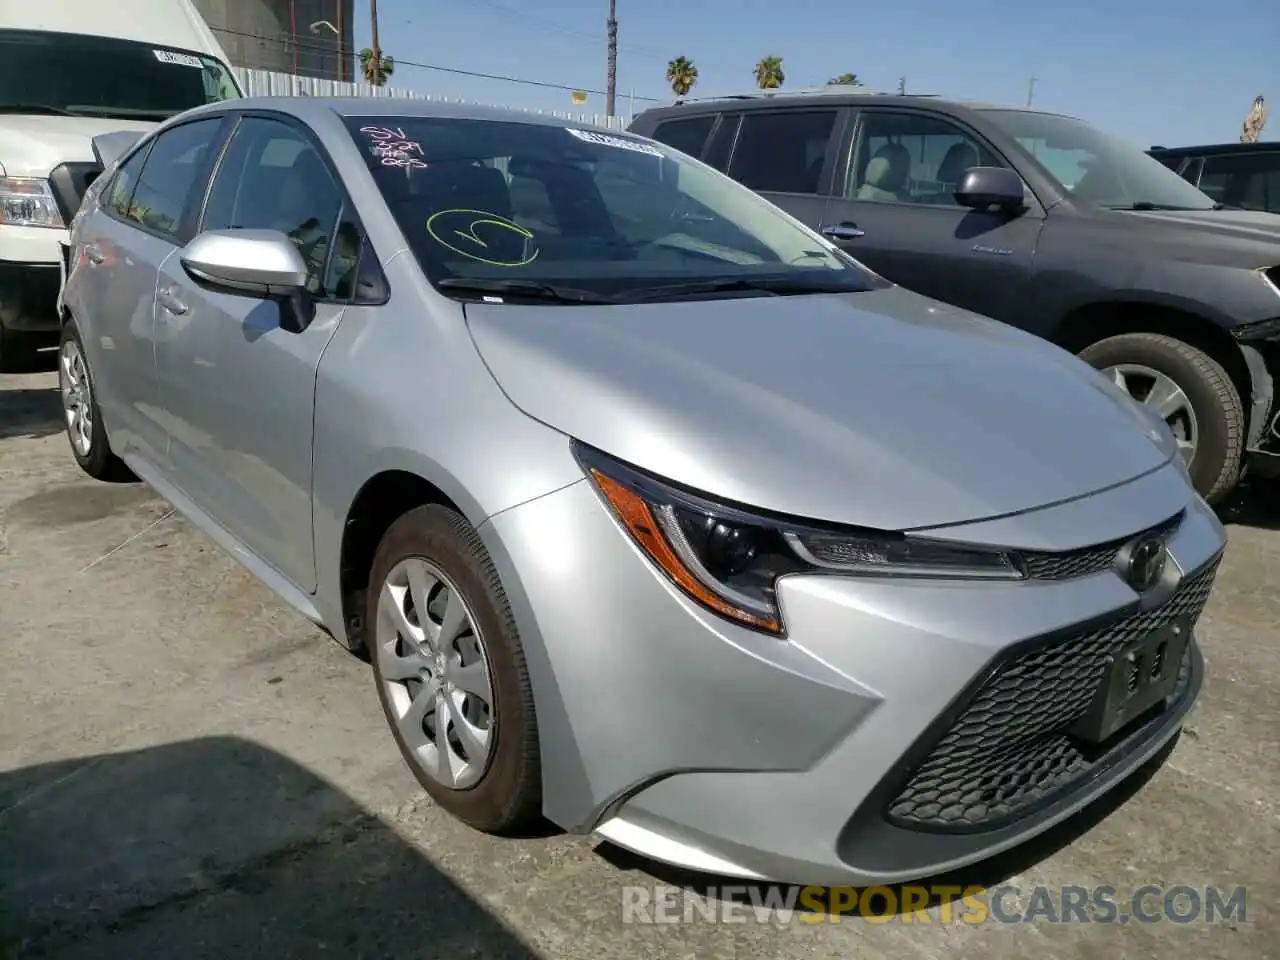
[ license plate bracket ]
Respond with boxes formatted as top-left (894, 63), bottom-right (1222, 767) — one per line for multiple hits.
top-left (1070, 618), bottom-right (1190, 745)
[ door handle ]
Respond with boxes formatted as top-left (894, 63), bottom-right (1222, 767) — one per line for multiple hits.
top-left (157, 285), bottom-right (189, 316)
top-left (821, 222), bottom-right (866, 241)
top-left (84, 243), bottom-right (105, 265)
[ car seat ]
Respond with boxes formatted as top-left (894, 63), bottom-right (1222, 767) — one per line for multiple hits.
top-left (856, 142), bottom-right (911, 202)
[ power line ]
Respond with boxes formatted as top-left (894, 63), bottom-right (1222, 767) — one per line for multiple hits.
top-left (210, 25), bottom-right (665, 102)
top-left (465, 0), bottom-right (666, 61)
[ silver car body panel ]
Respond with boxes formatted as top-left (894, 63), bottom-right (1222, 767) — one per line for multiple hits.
top-left (61, 96), bottom-right (1226, 886)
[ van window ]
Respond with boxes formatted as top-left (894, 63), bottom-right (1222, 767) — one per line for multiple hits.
top-left (0, 29), bottom-right (241, 120)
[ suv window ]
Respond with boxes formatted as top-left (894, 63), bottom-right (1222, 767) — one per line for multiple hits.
top-left (201, 117), bottom-right (353, 298)
top-left (727, 110), bottom-right (837, 195)
top-left (1197, 152), bottom-right (1280, 212)
top-left (847, 112), bottom-right (1004, 206)
top-left (126, 118), bottom-right (224, 239)
top-left (650, 116), bottom-right (716, 159)
top-left (103, 142), bottom-right (152, 220)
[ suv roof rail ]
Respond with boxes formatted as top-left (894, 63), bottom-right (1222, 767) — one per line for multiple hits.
top-left (668, 85), bottom-right (942, 106)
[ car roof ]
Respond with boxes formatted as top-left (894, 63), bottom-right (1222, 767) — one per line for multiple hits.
top-left (631, 89), bottom-right (1085, 123)
top-left (1147, 141), bottom-right (1280, 156)
top-left (179, 96), bottom-right (620, 133)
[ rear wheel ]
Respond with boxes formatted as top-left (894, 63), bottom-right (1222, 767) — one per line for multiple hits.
top-left (59, 321), bottom-right (134, 482)
top-left (1079, 332), bottom-right (1244, 503)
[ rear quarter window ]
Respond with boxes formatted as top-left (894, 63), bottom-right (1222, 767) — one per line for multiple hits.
top-left (649, 115), bottom-right (716, 159)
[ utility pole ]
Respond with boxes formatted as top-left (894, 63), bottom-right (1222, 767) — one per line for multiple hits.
top-left (606, 0), bottom-right (618, 119)
top-left (370, 0), bottom-right (381, 85)
top-left (1026, 76), bottom-right (1037, 107)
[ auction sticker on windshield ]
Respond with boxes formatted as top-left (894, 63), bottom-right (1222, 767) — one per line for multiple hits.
top-left (153, 49), bottom-right (204, 68)
top-left (566, 128), bottom-right (664, 158)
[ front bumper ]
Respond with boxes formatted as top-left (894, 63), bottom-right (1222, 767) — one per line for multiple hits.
top-left (0, 225), bottom-right (68, 335)
top-left (482, 457), bottom-right (1225, 886)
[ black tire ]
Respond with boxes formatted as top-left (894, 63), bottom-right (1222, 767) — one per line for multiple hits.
top-left (366, 504), bottom-right (542, 833)
top-left (58, 320), bottom-right (135, 482)
top-left (1078, 333), bottom-right (1244, 503)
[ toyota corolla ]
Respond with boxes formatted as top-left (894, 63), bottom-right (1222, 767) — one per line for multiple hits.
top-left (58, 97), bottom-right (1226, 886)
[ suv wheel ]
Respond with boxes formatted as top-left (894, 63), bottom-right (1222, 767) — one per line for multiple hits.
top-left (1079, 333), bottom-right (1244, 503)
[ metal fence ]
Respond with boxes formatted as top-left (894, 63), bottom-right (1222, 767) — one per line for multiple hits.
top-left (230, 67), bottom-right (632, 130)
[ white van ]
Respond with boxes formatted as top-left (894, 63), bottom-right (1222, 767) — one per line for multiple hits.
top-left (0, 1), bottom-right (242, 367)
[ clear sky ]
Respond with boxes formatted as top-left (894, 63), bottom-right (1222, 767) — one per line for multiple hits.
top-left (347, 0), bottom-right (1276, 149)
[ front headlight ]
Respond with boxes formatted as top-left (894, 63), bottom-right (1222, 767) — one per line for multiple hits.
top-left (574, 442), bottom-right (1025, 636)
top-left (0, 177), bottom-right (65, 229)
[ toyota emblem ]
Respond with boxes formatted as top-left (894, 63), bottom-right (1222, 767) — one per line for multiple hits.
top-left (1121, 536), bottom-right (1168, 592)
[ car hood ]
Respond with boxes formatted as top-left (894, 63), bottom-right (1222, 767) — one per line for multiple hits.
top-left (465, 285), bottom-right (1171, 531)
top-left (1117, 207), bottom-right (1280, 266)
top-left (0, 114), bottom-right (156, 177)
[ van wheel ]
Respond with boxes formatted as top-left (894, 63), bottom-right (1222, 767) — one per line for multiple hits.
top-left (1079, 333), bottom-right (1243, 503)
top-left (0, 326), bottom-right (38, 373)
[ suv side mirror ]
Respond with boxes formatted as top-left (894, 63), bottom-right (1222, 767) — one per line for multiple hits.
top-left (955, 167), bottom-right (1026, 211)
top-left (180, 229), bottom-right (308, 298)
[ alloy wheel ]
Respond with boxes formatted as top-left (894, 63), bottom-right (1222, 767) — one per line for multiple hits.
top-left (375, 557), bottom-right (497, 789)
top-left (59, 337), bottom-right (93, 458)
top-left (1103, 363), bottom-right (1198, 468)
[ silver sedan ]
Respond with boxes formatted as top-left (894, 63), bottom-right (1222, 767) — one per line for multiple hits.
top-left (58, 97), bottom-right (1226, 886)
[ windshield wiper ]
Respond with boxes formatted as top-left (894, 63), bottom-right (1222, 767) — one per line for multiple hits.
top-left (0, 104), bottom-right (75, 116)
top-left (619, 275), bottom-right (860, 303)
top-left (435, 278), bottom-right (611, 304)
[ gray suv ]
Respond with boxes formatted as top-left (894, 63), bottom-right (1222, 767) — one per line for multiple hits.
top-left (630, 92), bottom-right (1280, 503)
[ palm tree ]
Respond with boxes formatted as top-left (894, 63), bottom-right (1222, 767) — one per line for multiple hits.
top-left (828, 72), bottom-right (862, 86)
top-left (666, 56), bottom-right (698, 97)
top-left (359, 47), bottom-right (395, 86)
top-left (754, 56), bottom-right (784, 90)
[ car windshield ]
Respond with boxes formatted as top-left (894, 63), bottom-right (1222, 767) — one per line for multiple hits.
top-left (0, 29), bottom-right (241, 120)
top-left (345, 116), bottom-right (876, 302)
top-left (979, 109), bottom-right (1218, 211)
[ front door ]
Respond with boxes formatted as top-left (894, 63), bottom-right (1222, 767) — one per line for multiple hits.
top-left (819, 109), bottom-right (1044, 324)
top-left (155, 114), bottom-right (357, 593)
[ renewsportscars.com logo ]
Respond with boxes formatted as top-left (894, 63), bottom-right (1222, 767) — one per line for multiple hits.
top-left (621, 883), bottom-right (1249, 925)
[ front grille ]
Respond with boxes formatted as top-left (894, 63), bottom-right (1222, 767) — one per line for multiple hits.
top-left (1021, 511), bottom-right (1183, 581)
top-left (886, 555), bottom-right (1218, 832)
top-left (47, 162), bottom-right (101, 223)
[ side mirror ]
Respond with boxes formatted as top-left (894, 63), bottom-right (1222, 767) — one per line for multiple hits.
top-left (179, 229), bottom-right (308, 298)
top-left (955, 166), bottom-right (1027, 211)
top-left (91, 130), bottom-right (145, 172)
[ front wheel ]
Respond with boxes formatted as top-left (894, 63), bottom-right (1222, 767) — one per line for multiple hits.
top-left (1079, 333), bottom-right (1244, 503)
top-left (366, 504), bottom-right (542, 833)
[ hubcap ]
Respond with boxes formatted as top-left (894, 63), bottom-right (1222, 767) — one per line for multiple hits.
top-left (375, 557), bottom-right (496, 789)
top-left (1103, 363), bottom-right (1198, 468)
top-left (59, 339), bottom-right (93, 457)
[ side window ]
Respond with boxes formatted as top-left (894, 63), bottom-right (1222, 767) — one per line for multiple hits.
top-left (727, 110), bottom-right (838, 194)
top-left (103, 142), bottom-right (152, 219)
top-left (1197, 153), bottom-right (1279, 212)
top-left (650, 116), bottom-right (716, 159)
top-left (201, 116), bottom-right (345, 298)
top-left (847, 112), bottom-right (1005, 206)
top-left (126, 118), bottom-right (223, 239)
top-left (702, 115), bottom-right (739, 172)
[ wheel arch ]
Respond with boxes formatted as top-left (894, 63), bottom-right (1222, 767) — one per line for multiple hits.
top-left (1048, 301), bottom-right (1259, 441)
top-left (338, 469), bottom-right (466, 653)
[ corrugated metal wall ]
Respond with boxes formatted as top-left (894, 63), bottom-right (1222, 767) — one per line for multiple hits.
top-left (231, 67), bottom-right (632, 130)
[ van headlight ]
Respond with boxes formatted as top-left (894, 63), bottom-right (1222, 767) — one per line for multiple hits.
top-left (0, 178), bottom-right (65, 229)
top-left (575, 441), bottom-right (1026, 636)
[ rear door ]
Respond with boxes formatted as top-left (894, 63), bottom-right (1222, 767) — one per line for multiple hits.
top-left (717, 107), bottom-right (846, 231)
top-left (818, 107), bottom-right (1044, 323)
top-left (70, 116), bottom-right (229, 465)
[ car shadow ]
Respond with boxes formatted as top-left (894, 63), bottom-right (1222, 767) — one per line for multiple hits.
top-left (594, 729), bottom-right (1177, 918)
top-left (0, 387), bottom-right (64, 442)
top-left (1215, 476), bottom-right (1280, 530)
top-left (0, 737), bottom-right (538, 959)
